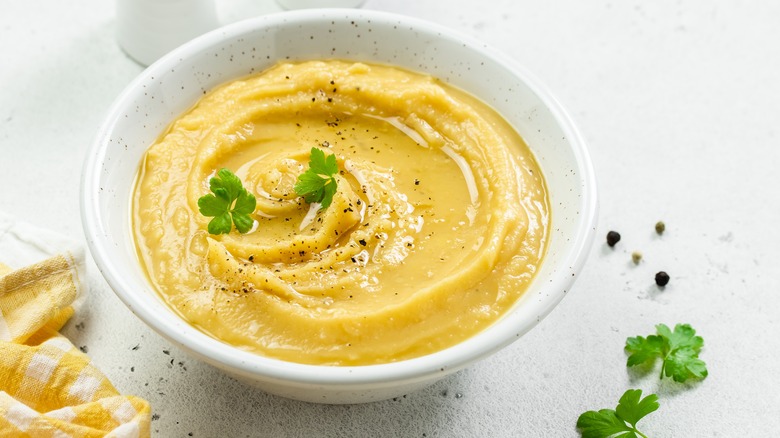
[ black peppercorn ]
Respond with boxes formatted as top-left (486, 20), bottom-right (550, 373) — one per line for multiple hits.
top-left (606, 230), bottom-right (621, 247)
top-left (655, 271), bottom-right (670, 287)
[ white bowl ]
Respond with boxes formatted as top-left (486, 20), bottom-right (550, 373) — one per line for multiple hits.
top-left (81, 9), bottom-right (597, 404)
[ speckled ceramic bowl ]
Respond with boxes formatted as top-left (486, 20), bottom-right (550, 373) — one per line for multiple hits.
top-left (81, 9), bottom-right (597, 404)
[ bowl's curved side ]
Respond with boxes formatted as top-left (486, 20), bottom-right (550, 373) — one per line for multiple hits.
top-left (81, 9), bottom-right (597, 403)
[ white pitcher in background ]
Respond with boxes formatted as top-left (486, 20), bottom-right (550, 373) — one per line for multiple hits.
top-left (116, 0), bottom-right (218, 66)
top-left (276, 0), bottom-right (365, 8)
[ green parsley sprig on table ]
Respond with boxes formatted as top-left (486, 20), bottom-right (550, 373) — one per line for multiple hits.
top-left (197, 168), bottom-right (256, 235)
top-left (577, 389), bottom-right (659, 438)
top-left (625, 323), bottom-right (707, 382)
top-left (294, 147), bottom-right (339, 209)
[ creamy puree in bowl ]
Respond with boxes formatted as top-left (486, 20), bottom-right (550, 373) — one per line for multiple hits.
top-left (132, 60), bottom-right (550, 365)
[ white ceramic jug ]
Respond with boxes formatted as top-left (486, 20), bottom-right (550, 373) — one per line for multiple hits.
top-left (276, 0), bottom-right (365, 9)
top-left (116, 0), bottom-right (219, 66)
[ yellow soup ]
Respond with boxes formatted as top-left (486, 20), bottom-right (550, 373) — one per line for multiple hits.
top-left (132, 60), bottom-right (550, 365)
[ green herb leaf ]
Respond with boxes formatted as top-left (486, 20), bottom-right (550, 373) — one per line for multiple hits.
top-left (231, 189), bottom-right (255, 234)
top-left (197, 193), bottom-right (229, 217)
top-left (197, 168), bottom-right (256, 235)
top-left (294, 147), bottom-right (339, 209)
top-left (664, 347), bottom-right (708, 382)
top-left (615, 389), bottom-right (659, 428)
top-left (211, 168), bottom-right (242, 200)
top-left (233, 188), bottom-right (256, 215)
top-left (207, 212), bottom-right (233, 235)
top-left (625, 323), bottom-right (707, 382)
top-left (577, 410), bottom-right (633, 438)
top-left (625, 335), bottom-right (665, 368)
top-left (577, 389), bottom-right (658, 438)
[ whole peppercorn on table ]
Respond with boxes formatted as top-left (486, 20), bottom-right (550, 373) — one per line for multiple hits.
top-left (2, 0), bottom-right (780, 436)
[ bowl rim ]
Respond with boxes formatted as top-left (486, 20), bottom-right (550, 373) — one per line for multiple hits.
top-left (81, 8), bottom-right (598, 386)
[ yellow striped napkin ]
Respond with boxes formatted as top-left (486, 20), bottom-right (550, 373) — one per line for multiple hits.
top-left (0, 250), bottom-right (151, 437)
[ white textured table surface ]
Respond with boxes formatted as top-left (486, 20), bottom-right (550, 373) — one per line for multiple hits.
top-left (2, 1), bottom-right (779, 436)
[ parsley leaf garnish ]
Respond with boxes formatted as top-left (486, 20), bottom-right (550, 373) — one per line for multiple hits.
top-left (625, 323), bottom-right (707, 382)
top-left (577, 389), bottom-right (659, 438)
top-left (294, 147), bottom-right (339, 209)
top-left (197, 168), bottom-right (256, 235)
